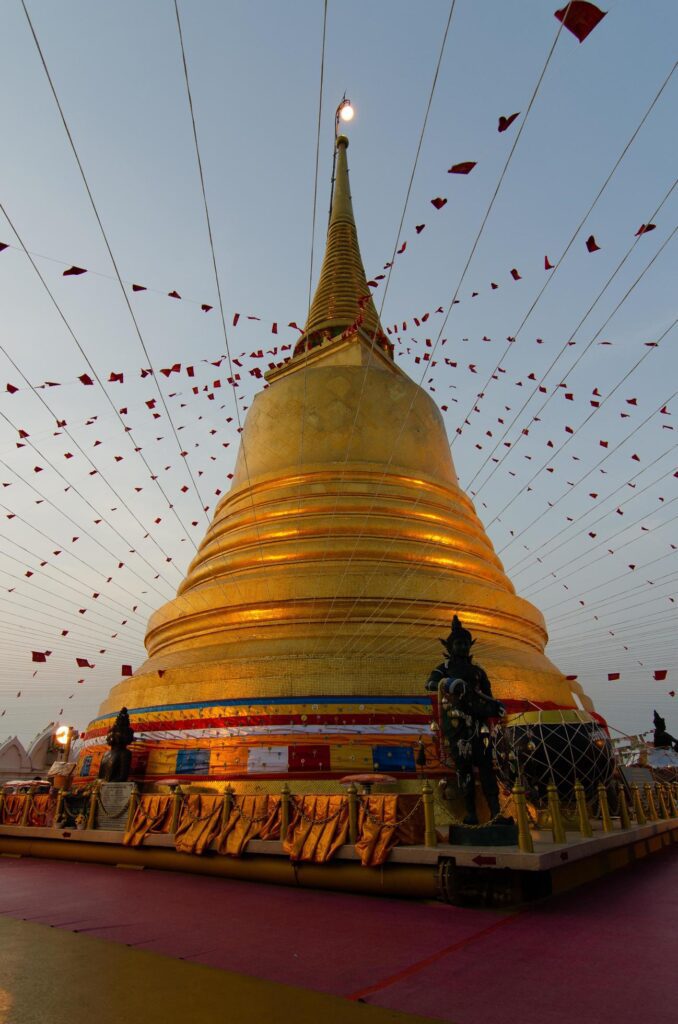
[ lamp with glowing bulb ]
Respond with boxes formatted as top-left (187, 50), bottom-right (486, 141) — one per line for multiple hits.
top-left (54, 724), bottom-right (75, 761)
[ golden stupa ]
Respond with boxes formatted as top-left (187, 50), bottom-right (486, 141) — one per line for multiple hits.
top-left (79, 135), bottom-right (606, 786)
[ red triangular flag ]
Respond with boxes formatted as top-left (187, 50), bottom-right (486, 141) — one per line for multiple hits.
top-left (498, 112), bottom-right (520, 133)
top-left (607, 672), bottom-right (620, 681)
top-left (586, 234), bottom-right (600, 252)
top-left (555, 3), bottom-right (606, 43)
top-left (653, 669), bottom-right (668, 681)
top-left (635, 224), bottom-right (656, 236)
top-left (430, 197), bottom-right (447, 210)
top-left (63, 265), bottom-right (87, 276)
top-left (448, 161), bottom-right (476, 175)
top-left (132, 283), bottom-right (147, 292)
top-left (544, 255), bottom-right (554, 270)
top-left (121, 664), bottom-right (133, 677)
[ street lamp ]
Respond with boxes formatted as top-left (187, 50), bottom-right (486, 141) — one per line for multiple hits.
top-left (54, 724), bottom-right (75, 761)
top-left (335, 95), bottom-right (354, 135)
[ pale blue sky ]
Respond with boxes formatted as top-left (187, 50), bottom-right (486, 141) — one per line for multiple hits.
top-left (0, 0), bottom-right (676, 745)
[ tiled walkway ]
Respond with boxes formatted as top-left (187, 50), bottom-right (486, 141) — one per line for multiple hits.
top-left (0, 848), bottom-right (675, 1023)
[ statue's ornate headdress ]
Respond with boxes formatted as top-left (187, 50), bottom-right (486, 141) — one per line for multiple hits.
top-left (106, 706), bottom-right (134, 749)
top-left (440, 614), bottom-right (475, 652)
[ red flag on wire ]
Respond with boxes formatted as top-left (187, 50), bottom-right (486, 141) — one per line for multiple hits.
top-left (431, 197), bottom-right (447, 210)
top-left (498, 112), bottom-right (520, 133)
top-left (448, 161), bottom-right (476, 174)
top-left (555, 3), bottom-right (606, 43)
top-left (586, 234), bottom-right (601, 252)
top-left (63, 265), bottom-right (87, 276)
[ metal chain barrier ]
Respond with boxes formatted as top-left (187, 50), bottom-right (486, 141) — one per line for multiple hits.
top-left (290, 797), bottom-right (346, 826)
top-left (231, 801), bottom-right (274, 826)
top-left (181, 796), bottom-right (221, 823)
top-left (432, 791), bottom-right (511, 831)
top-left (359, 796), bottom-right (423, 830)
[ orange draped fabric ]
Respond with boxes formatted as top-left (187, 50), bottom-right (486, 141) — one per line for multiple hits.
top-left (174, 794), bottom-right (222, 855)
top-left (215, 795), bottom-right (281, 856)
top-left (355, 794), bottom-right (425, 867)
top-left (123, 794), bottom-right (173, 847)
top-left (1, 794), bottom-right (26, 825)
top-left (28, 794), bottom-right (55, 827)
top-left (283, 795), bottom-right (349, 863)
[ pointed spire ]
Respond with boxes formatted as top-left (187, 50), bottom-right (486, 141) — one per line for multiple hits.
top-left (298, 135), bottom-right (387, 353)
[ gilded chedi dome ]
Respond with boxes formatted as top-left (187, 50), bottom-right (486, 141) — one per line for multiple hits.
top-left (81, 136), bottom-right (609, 788)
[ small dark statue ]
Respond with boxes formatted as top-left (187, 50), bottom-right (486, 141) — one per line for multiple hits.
top-left (653, 710), bottom-right (678, 753)
top-left (426, 616), bottom-right (506, 825)
top-left (98, 707), bottom-right (135, 782)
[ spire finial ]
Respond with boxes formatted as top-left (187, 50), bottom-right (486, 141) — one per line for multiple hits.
top-left (293, 133), bottom-right (389, 358)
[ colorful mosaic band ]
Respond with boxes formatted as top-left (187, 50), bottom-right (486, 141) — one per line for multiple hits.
top-left (78, 696), bottom-right (607, 783)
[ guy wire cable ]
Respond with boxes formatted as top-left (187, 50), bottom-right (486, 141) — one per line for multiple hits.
top-left (0, 359), bottom-right (180, 593)
top-left (453, 60), bottom-right (677, 449)
top-left (486, 316), bottom-right (677, 531)
top-left (0, 199), bottom-right (198, 552)
top-left (303, 0), bottom-right (459, 650)
top-left (21, 0), bottom-right (210, 526)
top-left (469, 186), bottom-right (677, 498)
top-left (508, 445), bottom-right (678, 583)
top-left (173, 0), bottom-right (276, 607)
top-left (505, 439), bottom-right (677, 573)
top-left (334, 220), bottom-right (677, 657)
top-left (311, 8), bottom-right (609, 652)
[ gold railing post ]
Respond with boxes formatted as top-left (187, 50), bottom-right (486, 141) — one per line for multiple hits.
top-left (547, 783), bottom-right (566, 844)
top-left (0, 788), bottom-right (5, 822)
top-left (125, 785), bottom-right (139, 833)
top-left (617, 785), bottom-right (631, 829)
top-left (597, 784), bottom-right (613, 832)
top-left (672, 781), bottom-right (678, 807)
top-left (574, 781), bottom-right (593, 837)
top-left (631, 784), bottom-right (646, 825)
top-left (512, 783), bottom-right (534, 853)
top-left (665, 783), bottom-right (678, 818)
top-left (280, 783), bottom-right (291, 839)
top-left (222, 784), bottom-right (234, 829)
top-left (20, 787), bottom-right (36, 828)
top-left (87, 780), bottom-right (100, 830)
top-left (347, 783), bottom-right (358, 844)
top-left (422, 780), bottom-right (437, 848)
top-left (657, 784), bottom-right (671, 820)
top-left (54, 790), bottom-right (65, 826)
top-left (169, 785), bottom-right (183, 833)
top-left (644, 783), bottom-right (659, 822)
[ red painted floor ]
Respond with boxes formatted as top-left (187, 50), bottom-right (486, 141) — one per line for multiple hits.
top-left (1, 849), bottom-right (676, 1023)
